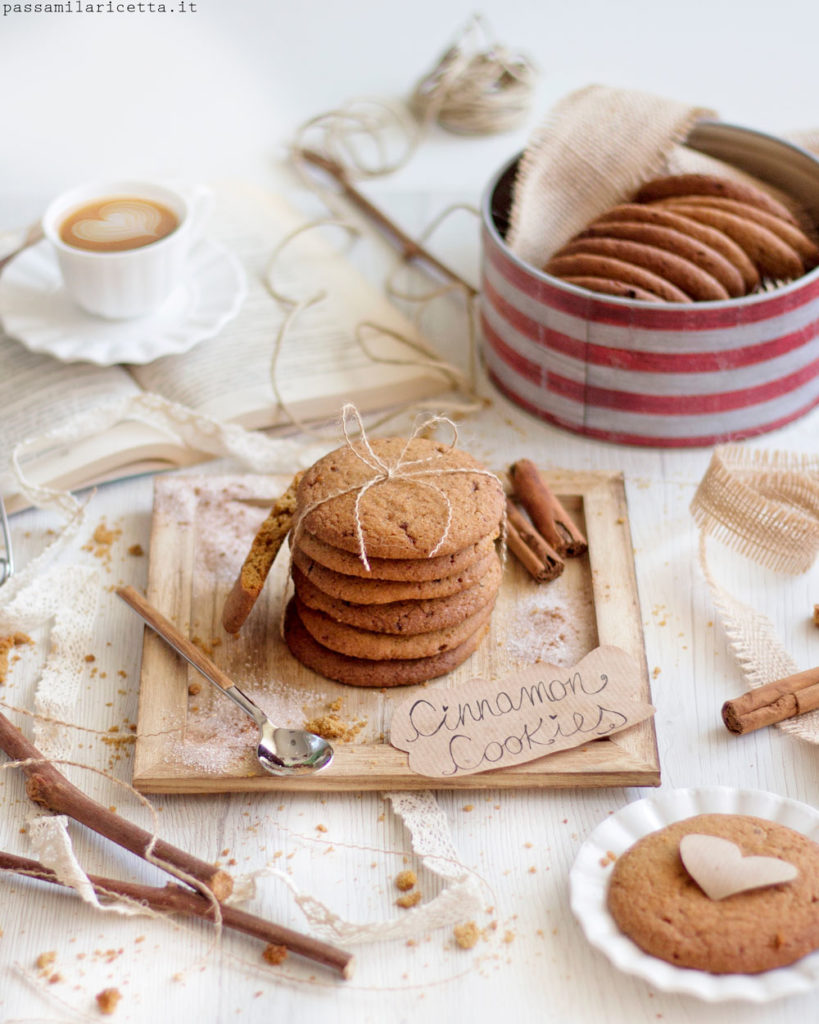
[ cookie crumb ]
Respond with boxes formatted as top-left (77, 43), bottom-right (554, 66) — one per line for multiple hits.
top-left (315, 823), bottom-right (328, 833)
top-left (95, 988), bottom-right (121, 1015)
top-left (453, 921), bottom-right (480, 949)
top-left (127, 544), bottom-right (144, 557)
top-left (396, 891), bottom-right (422, 909)
top-left (188, 682), bottom-right (201, 696)
top-left (35, 951), bottom-right (56, 972)
top-left (262, 944), bottom-right (288, 965)
top-left (0, 632), bottom-right (33, 684)
top-left (395, 869), bottom-right (417, 892)
top-left (813, 603), bottom-right (819, 627)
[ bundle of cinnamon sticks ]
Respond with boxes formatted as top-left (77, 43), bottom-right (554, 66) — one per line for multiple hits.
top-left (506, 459), bottom-right (588, 582)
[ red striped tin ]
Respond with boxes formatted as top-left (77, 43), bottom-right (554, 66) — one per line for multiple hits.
top-left (480, 122), bottom-right (819, 447)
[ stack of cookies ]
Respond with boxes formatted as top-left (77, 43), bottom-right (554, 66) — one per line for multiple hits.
top-left (544, 173), bottom-right (819, 302)
top-left (284, 436), bottom-right (505, 687)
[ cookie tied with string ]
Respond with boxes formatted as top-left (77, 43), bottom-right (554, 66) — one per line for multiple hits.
top-left (295, 436), bottom-right (505, 561)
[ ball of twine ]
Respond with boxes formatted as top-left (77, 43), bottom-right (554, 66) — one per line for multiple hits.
top-left (408, 14), bottom-right (537, 136)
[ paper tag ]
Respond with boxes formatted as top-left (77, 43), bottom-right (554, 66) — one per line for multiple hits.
top-left (679, 834), bottom-right (798, 901)
top-left (389, 645), bottom-right (654, 778)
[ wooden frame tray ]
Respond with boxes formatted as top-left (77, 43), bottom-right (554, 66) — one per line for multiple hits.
top-left (132, 469), bottom-right (659, 792)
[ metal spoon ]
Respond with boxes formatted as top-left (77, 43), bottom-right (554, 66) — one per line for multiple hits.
top-left (117, 585), bottom-right (333, 776)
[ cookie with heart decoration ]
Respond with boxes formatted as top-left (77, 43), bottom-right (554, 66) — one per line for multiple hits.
top-left (679, 832), bottom-right (798, 901)
top-left (607, 813), bottom-right (819, 974)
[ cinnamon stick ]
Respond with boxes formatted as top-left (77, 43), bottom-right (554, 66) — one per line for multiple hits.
top-left (506, 499), bottom-right (564, 582)
top-left (722, 665), bottom-right (819, 735)
top-left (0, 851), bottom-right (355, 979)
top-left (510, 460), bottom-right (588, 557)
top-left (0, 711), bottom-right (233, 901)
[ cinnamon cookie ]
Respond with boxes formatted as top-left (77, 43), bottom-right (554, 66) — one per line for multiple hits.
top-left (593, 204), bottom-right (760, 291)
top-left (577, 221), bottom-right (744, 297)
top-left (543, 252), bottom-right (691, 303)
top-left (295, 528), bottom-right (497, 581)
top-left (659, 196), bottom-right (819, 269)
top-left (656, 204), bottom-right (805, 281)
top-left (291, 546), bottom-right (499, 604)
top-left (607, 813), bottom-right (819, 974)
top-left (635, 173), bottom-right (799, 226)
top-left (295, 595), bottom-right (496, 660)
top-left (292, 555), bottom-right (502, 634)
top-left (556, 237), bottom-right (730, 301)
top-left (559, 276), bottom-right (662, 302)
top-left (296, 437), bottom-right (505, 560)
top-left (284, 599), bottom-right (490, 687)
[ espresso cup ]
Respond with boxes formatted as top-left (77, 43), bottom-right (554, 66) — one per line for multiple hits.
top-left (42, 180), bottom-right (211, 319)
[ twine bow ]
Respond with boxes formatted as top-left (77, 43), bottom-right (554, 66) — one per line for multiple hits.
top-left (293, 404), bottom-right (506, 573)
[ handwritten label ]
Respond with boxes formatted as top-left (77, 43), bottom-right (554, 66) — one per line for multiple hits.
top-left (389, 646), bottom-right (654, 778)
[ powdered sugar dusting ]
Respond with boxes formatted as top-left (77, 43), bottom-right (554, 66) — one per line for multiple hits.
top-left (503, 558), bottom-right (597, 667)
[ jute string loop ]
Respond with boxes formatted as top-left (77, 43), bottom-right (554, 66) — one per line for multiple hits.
top-left (408, 13), bottom-right (536, 136)
top-left (691, 444), bottom-right (819, 743)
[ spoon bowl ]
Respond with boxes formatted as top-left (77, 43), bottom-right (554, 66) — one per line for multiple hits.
top-left (117, 585), bottom-right (333, 777)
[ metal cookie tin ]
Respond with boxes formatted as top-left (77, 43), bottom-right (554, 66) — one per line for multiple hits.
top-left (480, 122), bottom-right (819, 447)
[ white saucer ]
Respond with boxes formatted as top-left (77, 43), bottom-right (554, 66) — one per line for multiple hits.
top-left (0, 238), bottom-right (247, 365)
top-left (570, 786), bottom-right (819, 1002)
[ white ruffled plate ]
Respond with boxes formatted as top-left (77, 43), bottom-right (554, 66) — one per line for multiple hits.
top-left (0, 238), bottom-right (247, 365)
top-left (570, 787), bottom-right (819, 1002)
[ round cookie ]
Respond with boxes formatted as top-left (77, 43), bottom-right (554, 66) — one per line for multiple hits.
top-left (559, 276), bottom-right (662, 302)
top-left (607, 813), bottom-right (819, 974)
top-left (593, 204), bottom-right (760, 291)
top-left (295, 528), bottom-right (497, 581)
top-left (292, 556), bottom-right (502, 634)
top-left (576, 221), bottom-right (745, 297)
top-left (291, 547), bottom-right (500, 604)
top-left (284, 599), bottom-right (490, 687)
top-left (556, 237), bottom-right (730, 301)
top-left (295, 595), bottom-right (496, 660)
top-left (296, 436), bottom-right (505, 560)
top-left (543, 252), bottom-right (691, 302)
top-left (635, 173), bottom-right (800, 226)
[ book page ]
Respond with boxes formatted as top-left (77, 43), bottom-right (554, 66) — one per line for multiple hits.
top-left (0, 335), bottom-right (140, 455)
top-left (129, 184), bottom-right (453, 426)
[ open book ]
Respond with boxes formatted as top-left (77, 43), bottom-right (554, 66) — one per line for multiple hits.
top-left (0, 182), bottom-right (454, 514)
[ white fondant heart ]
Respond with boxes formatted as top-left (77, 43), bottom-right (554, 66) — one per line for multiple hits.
top-left (73, 201), bottom-right (162, 244)
top-left (679, 833), bottom-right (798, 901)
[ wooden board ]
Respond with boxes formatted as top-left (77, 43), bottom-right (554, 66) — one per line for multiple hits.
top-left (132, 470), bottom-right (659, 792)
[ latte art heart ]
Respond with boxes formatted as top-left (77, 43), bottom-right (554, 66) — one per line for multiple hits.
top-left (72, 201), bottom-right (163, 244)
top-left (679, 832), bottom-right (798, 901)
top-left (59, 195), bottom-right (179, 252)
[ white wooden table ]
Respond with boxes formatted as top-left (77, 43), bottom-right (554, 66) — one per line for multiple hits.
top-left (2, 362), bottom-right (817, 1023)
top-left (2, 2), bottom-right (819, 1020)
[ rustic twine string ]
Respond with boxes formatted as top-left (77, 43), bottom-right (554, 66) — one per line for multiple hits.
top-left (408, 13), bottom-right (536, 135)
top-left (270, 15), bottom-right (535, 437)
top-left (265, 220), bottom-right (472, 440)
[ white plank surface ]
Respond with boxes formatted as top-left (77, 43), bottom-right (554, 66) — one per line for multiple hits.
top-left (2, 342), bottom-right (817, 1022)
top-left (3, 1), bottom-right (819, 1013)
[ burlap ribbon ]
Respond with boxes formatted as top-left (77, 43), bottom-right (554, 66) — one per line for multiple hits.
top-left (691, 446), bottom-right (819, 742)
top-left (506, 83), bottom-right (815, 267)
